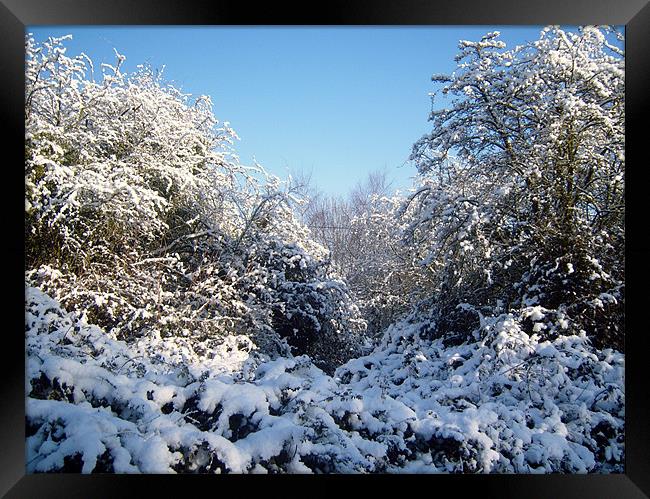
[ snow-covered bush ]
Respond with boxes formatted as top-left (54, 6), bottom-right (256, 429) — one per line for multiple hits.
top-left (26, 286), bottom-right (624, 473)
top-left (25, 34), bottom-right (366, 371)
top-left (25, 35), bottom-right (242, 270)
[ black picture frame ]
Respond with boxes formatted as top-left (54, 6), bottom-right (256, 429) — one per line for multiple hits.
top-left (2, 0), bottom-right (648, 497)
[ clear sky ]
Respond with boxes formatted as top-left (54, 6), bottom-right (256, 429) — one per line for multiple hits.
top-left (27, 26), bottom-right (569, 197)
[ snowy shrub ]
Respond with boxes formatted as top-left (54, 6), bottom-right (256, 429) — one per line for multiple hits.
top-left (25, 34), bottom-right (366, 371)
top-left (26, 287), bottom-right (623, 474)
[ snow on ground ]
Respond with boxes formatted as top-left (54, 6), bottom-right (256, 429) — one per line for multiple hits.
top-left (25, 286), bottom-right (624, 473)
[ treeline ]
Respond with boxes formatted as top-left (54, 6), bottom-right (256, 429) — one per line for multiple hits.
top-left (26, 25), bottom-right (624, 377)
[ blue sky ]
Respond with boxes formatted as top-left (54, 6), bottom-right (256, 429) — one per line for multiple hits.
top-left (28, 26), bottom-right (577, 196)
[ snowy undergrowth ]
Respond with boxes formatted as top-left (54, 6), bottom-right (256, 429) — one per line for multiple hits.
top-left (26, 286), bottom-right (624, 474)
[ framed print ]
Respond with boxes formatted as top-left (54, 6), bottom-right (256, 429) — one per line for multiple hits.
top-left (2, 0), bottom-right (649, 496)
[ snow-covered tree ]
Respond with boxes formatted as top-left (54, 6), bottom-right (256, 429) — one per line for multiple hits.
top-left (407, 26), bottom-right (624, 349)
top-left (300, 172), bottom-right (428, 338)
top-left (340, 193), bottom-right (431, 337)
